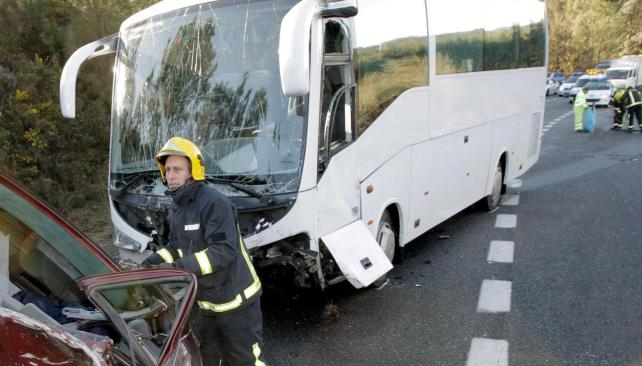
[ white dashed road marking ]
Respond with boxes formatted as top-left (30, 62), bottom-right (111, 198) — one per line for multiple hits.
top-left (466, 338), bottom-right (509, 366)
top-left (501, 194), bottom-right (520, 206)
top-left (495, 214), bottom-right (517, 228)
top-left (477, 279), bottom-right (512, 313)
top-left (487, 241), bottom-right (515, 263)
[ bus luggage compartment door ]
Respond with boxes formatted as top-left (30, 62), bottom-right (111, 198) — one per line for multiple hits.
top-left (321, 220), bottom-right (393, 288)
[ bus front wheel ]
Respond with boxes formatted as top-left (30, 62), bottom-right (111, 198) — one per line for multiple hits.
top-left (483, 163), bottom-right (503, 211)
top-left (372, 211), bottom-right (396, 288)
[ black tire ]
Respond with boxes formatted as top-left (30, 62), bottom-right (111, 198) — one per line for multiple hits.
top-left (372, 211), bottom-right (397, 288)
top-left (377, 211), bottom-right (396, 263)
top-left (483, 163), bottom-right (503, 211)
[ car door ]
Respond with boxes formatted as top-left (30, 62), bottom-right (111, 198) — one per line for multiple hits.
top-left (78, 269), bottom-right (199, 366)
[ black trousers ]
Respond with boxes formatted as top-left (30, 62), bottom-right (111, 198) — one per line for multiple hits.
top-left (626, 105), bottom-right (641, 128)
top-left (192, 299), bottom-right (266, 366)
top-left (613, 108), bottom-right (623, 126)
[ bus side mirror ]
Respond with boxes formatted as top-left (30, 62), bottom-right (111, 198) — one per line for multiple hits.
top-left (279, 0), bottom-right (316, 97)
top-left (60, 34), bottom-right (118, 118)
top-left (279, 0), bottom-right (357, 97)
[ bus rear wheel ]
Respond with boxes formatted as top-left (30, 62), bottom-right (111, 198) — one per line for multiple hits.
top-left (483, 163), bottom-right (503, 211)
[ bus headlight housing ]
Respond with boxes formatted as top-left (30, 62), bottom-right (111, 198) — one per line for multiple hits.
top-left (113, 226), bottom-right (141, 251)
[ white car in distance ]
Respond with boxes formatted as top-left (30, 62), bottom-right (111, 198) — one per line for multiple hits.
top-left (585, 80), bottom-right (613, 107)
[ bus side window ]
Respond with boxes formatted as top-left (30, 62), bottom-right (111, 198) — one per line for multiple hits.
top-left (319, 20), bottom-right (355, 174)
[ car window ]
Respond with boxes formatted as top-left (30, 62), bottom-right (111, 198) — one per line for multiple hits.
top-left (0, 184), bottom-right (111, 305)
top-left (575, 78), bottom-right (590, 87)
top-left (585, 82), bottom-right (609, 90)
top-left (94, 280), bottom-right (191, 358)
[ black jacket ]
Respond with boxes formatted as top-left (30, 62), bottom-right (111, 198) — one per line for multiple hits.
top-left (145, 181), bottom-right (261, 314)
top-left (623, 88), bottom-right (641, 108)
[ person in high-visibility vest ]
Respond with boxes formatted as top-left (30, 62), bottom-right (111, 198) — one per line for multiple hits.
top-left (574, 87), bottom-right (589, 132)
top-left (622, 86), bottom-right (642, 133)
top-left (610, 89), bottom-right (626, 130)
top-left (142, 137), bottom-right (265, 366)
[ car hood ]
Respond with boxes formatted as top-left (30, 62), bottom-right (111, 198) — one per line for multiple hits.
top-left (0, 307), bottom-right (111, 365)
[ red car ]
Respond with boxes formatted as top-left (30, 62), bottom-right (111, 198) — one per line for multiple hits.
top-left (0, 172), bottom-right (201, 365)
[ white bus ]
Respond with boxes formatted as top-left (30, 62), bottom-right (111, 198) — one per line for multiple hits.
top-left (60, 0), bottom-right (547, 289)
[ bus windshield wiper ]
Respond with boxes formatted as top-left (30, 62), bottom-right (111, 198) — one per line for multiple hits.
top-left (205, 176), bottom-right (275, 205)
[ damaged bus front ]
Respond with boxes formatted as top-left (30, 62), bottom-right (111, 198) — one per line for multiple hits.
top-left (60, 0), bottom-right (391, 289)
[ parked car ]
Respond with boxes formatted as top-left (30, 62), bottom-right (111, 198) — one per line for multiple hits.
top-left (558, 74), bottom-right (582, 97)
top-left (546, 79), bottom-right (560, 96)
top-left (584, 80), bottom-right (614, 107)
top-left (548, 72), bottom-right (566, 84)
top-left (595, 60), bottom-right (611, 75)
top-left (569, 75), bottom-right (606, 103)
top-left (0, 172), bottom-right (201, 366)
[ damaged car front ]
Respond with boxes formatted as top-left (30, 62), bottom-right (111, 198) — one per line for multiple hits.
top-left (0, 172), bottom-right (201, 365)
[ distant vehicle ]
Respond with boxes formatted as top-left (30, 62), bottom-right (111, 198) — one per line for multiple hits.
top-left (606, 55), bottom-right (642, 90)
top-left (585, 80), bottom-right (613, 107)
top-left (559, 74), bottom-right (583, 97)
top-left (569, 75), bottom-right (606, 103)
top-left (548, 72), bottom-right (566, 84)
top-left (0, 172), bottom-right (201, 365)
top-left (546, 79), bottom-right (560, 96)
top-left (595, 60), bottom-right (611, 74)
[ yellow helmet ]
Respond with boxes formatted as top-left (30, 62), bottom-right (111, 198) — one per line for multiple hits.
top-left (155, 137), bottom-right (206, 182)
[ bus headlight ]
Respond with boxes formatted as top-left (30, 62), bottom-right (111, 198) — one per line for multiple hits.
top-left (113, 226), bottom-right (141, 251)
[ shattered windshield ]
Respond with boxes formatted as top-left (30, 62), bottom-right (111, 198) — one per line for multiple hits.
top-left (110, 0), bottom-right (306, 195)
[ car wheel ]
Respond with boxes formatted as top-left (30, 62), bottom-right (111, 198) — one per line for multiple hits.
top-left (483, 163), bottom-right (503, 211)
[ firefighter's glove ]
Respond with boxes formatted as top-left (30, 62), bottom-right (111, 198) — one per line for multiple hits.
top-left (140, 257), bottom-right (153, 268)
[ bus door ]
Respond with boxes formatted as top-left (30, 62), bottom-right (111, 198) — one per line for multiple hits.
top-left (316, 19), bottom-right (392, 288)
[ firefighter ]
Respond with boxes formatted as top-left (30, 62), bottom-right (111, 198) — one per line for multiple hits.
top-left (142, 137), bottom-right (266, 366)
top-left (622, 86), bottom-right (642, 133)
top-left (610, 89), bottom-right (626, 130)
top-left (574, 87), bottom-right (589, 132)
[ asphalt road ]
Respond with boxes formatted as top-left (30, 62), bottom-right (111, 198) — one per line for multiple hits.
top-left (261, 95), bottom-right (642, 366)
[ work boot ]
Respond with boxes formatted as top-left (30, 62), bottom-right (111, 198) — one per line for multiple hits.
top-left (611, 125), bottom-right (621, 130)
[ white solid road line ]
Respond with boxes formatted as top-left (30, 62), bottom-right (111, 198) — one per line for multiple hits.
top-left (488, 241), bottom-right (515, 263)
top-left (477, 279), bottom-right (512, 313)
top-left (466, 338), bottom-right (509, 366)
top-left (501, 194), bottom-right (520, 206)
top-left (495, 214), bottom-right (517, 228)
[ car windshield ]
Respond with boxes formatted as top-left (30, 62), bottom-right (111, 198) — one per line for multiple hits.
top-left (574, 78), bottom-right (592, 87)
top-left (605, 69), bottom-right (629, 79)
top-left (110, 0), bottom-right (306, 194)
top-left (0, 181), bottom-right (112, 309)
top-left (565, 75), bottom-right (579, 83)
top-left (586, 81), bottom-right (609, 90)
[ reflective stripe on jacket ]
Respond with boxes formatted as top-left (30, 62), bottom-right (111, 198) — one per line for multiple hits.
top-left (623, 89), bottom-right (641, 108)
